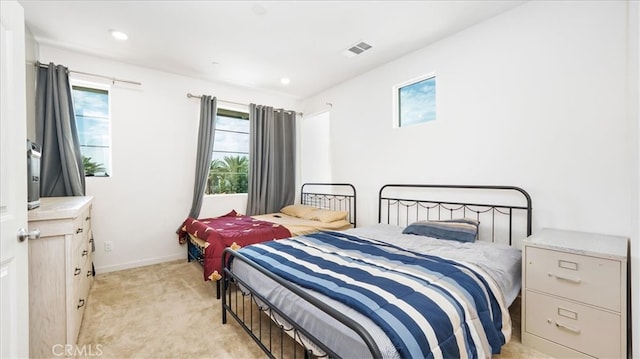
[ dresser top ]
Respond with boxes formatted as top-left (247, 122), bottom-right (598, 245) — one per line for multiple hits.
top-left (28, 196), bottom-right (94, 222)
top-left (524, 228), bottom-right (629, 260)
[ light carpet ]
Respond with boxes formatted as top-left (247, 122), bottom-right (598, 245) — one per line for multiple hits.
top-left (77, 260), bottom-right (553, 358)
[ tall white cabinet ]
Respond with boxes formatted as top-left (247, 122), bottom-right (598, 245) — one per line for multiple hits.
top-left (522, 228), bottom-right (629, 359)
top-left (28, 196), bottom-right (94, 358)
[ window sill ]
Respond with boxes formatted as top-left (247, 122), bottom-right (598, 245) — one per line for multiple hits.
top-left (85, 174), bottom-right (110, 178)
top-left (204, 193), bottom-right (247, 198)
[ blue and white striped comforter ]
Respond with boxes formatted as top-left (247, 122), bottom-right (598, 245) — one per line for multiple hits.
top-left (238, 231), bottom-right (511, 359)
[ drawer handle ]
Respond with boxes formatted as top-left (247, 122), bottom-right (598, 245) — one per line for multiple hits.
top-left (85, 216), bottom-right (91, 221)
top-left (547, 272), bottom-right (581, 284)
top-left (77, 299), bottom-right (85, 309)
top-left (74, 267), bottom-right (81, 276)
top-left (87, 270), bottom-right (92, 277)
top-left (76, 228), bottom-right (83, 234)
top-left (82, 250), bottom-right (88, 257)
top-left (549, 319), bottom-right (581, 334)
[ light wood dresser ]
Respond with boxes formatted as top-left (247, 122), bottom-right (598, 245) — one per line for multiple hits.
top-left (522, 228), bottom-right (629, 359)
top-left (27, 196), bottom-right (94, 358)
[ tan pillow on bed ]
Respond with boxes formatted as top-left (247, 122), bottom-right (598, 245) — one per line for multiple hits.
top-left (280, 204), bottom-right (317, 218)
top-left (302, 209), bottom-right (348, 223)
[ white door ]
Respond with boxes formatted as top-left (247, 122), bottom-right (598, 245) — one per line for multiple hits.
top-left (1, 1), bottom-right (29, 358)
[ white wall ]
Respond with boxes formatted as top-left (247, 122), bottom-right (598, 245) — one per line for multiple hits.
top-left (36, 46), bottom-right (299, 273)
top-left (24, 26), bottom-right (37, 140)
top-left (303, 0), bottom-right (632, 233)
top-left (300, 110), bottom-right (332, 183)
top-left (302, 1), bottom-right (638, 354)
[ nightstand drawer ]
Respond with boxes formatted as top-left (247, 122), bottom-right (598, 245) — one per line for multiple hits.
top-left (525, 246), bottom-right (621, 311)
top-left (525, 290), bottom-right (620, 359)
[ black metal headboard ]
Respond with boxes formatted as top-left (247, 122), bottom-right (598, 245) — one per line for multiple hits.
top-left (300, 183), bottom-right (357, 227)
top-left (378, 184), bottom-right (532, 246)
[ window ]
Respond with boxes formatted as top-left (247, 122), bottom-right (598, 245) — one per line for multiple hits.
top-left (71, 84), bottom-right (111, 176)
top-left (394, 74), bottom-right (436, 127)
top-left (206, 108), bottom-right (249, 195)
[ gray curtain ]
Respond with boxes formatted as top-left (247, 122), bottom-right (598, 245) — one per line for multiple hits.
top-left (35, 62), bottom-right (85, 197)
top-left (246, 104), bottom-right (296, 215)
top-left (187, 95), bottom-right (217, 219)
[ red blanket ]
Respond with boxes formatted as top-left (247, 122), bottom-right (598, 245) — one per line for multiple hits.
top-left (178, 210), bottom-right (292, 281)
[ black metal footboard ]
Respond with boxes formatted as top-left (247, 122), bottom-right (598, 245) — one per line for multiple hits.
top-left (221, 248), bottom-right (382, 359)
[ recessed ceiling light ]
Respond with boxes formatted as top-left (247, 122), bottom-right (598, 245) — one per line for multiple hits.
top-left (110, 30), bottom-right (128, 41)
top-left (280, 77), bottom-right (291, 85)
top-left (251, 3), bottom-right (267, 15)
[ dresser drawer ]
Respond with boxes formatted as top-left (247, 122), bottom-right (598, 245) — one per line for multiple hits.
top-left (72, 218), bottom-right (87, 255)
top-left (77, 239), bottom-right (90, 267)
top-left (70, 272), bottom-right (91, 343)
top-left (525, 290), bottom-right (621, 359)
top-left (525, 246), bottom-right (621, 311)
top-left (71, 239), bottom-right (88, 288)
top-left (83, 207), bottom-right (92, 233)
top-left (74, 214), bottom-right (86, 237)
top-left (72, 246), bottom-right (92, 290)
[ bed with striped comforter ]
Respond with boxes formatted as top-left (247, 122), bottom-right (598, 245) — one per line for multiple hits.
top-left (234, 230), bottom-right (512, 358)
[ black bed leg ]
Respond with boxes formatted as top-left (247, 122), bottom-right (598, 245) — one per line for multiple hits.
top-left (221, 286), bottom-right (227, 325)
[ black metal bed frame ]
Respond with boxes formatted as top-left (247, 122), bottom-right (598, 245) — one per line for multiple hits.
top-left (187, 183), bottom-right (357, 298)
top-left (301, 183), bottom-right (357, 227)
top-left (221, 184), bottom-right (532, 359)
top-left (379, 184), bottom-right (532, 242)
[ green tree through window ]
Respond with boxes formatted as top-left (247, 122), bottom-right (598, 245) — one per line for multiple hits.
top-left (206, 108), bottom-right (249, 194)
top-left (208, 155), bottom-right (248, 194)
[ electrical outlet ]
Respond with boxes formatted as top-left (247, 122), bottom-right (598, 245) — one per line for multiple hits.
top-left (104, 241), bottom-right (113, 252)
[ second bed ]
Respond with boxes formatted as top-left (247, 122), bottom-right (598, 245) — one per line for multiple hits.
top-left (178, 183), bottom-right (356, 296)
top-left (222, 184), bottom-right (532, 358)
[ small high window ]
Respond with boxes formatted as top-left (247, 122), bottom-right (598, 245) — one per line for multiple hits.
top-left (394, 74), bottom-right (436, 127)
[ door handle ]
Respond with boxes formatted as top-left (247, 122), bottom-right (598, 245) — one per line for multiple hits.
top-left (17, 228), bottom-right (41, 242)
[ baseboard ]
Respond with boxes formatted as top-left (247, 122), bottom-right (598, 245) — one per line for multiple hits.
top-left (94, 253), bottom-right (186, 274)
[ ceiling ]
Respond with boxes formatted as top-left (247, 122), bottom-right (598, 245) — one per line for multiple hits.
top-left (19, 1), bottom-right (525, 100)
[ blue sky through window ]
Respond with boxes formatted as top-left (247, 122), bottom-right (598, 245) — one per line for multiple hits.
top-left (72, 86), bottom-right (111, 175)
top-left (212, 114), bottom-right (249, 161)
top-left (399, 76), bottom-right (436, 127)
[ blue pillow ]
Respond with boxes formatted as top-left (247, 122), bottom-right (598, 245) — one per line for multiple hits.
top-left (402, 218), bottom-right (480, 243)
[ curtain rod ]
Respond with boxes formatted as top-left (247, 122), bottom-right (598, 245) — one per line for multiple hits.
top-left (186, 92), bottom-right (302, 116)
top-left (34, 61), bottom-right (142, 86)
top-left (187, 93), bottom-right (246, 107)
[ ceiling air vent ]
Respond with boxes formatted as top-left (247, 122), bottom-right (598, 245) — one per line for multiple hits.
top-left (342, 41), bottom-right (373, 58)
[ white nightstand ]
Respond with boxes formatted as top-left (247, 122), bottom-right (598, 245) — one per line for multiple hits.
top-left (521, 228), bottom-right (629, 358)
